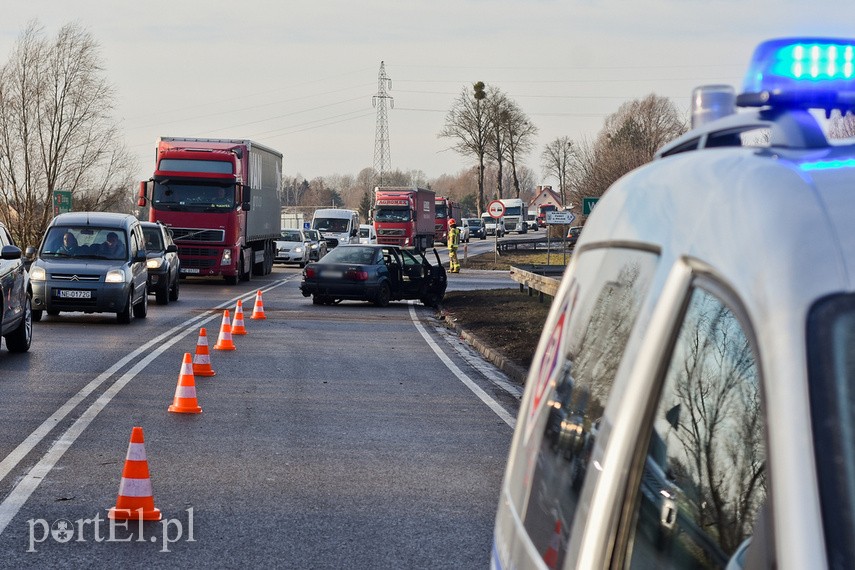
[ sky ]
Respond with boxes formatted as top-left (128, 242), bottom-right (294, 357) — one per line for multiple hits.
top-left (0, 1), bottom-right (851, 187)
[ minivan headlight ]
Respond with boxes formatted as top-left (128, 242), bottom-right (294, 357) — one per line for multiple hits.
top-left (147, 258), bottom-right (163, 269)
top-left (30, 266), bottom-right (46, 281)
top-left (105, 269), bottom-right (126, 283)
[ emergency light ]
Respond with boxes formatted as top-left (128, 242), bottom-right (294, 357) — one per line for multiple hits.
top-left (738, 38), bottom-right (855, 114)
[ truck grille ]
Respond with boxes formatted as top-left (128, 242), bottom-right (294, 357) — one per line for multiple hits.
top-left (181, 258), bottom-right (217, 269)
top-left (378, 229), bottom-right (404, 236)
top-left (179, 247), bottom-right (220, 257)
top-left (171, 228), bottom-right (225, 243)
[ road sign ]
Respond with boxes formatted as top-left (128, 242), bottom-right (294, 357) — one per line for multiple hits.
top-left (53, 190), bottom-right (72, 215)
top-left (303, 222), bottom-right (310, 230)
top-left (582, 197), bottom-right (599, 215)
top-left (487, 200), bottom-right (505, 219)
top-left (546, 211), bottom-right (575, 225)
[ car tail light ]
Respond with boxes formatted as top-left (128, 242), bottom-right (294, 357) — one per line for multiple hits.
top-left (305, 267), bottom-right (316, 278)
top-left (345, 269), bottom-right (369, 281)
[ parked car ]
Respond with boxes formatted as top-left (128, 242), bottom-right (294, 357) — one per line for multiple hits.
top-left (493, 37), bottom-right (855, 570)
top-left (29, 212), bottom-right (148, 323)
top-left (141, 221), bottom-right (180, 305)
top-left (303, 228), bottom-right (328, 261)
top-left (358, 224), bottom-right (377, 244)
top-left (566, 225), bottom-right (582, 247)
top-left (275, 229), bottom-right (311, 267)
top-left (463, 217), bottom-right (486, 240)
top-left (299, 244), bottom-right (446, 307)
top-left (0, 221), bottom-right (32, 352)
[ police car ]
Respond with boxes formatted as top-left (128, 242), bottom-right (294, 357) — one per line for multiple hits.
top-left (493, 38), bottom-right (855, 569)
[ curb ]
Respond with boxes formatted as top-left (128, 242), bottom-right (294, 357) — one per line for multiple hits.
top-left (438, 311), bottom-right (528, 385)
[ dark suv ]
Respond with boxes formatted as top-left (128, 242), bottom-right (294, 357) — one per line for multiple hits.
top-left (0, 221), bottom-right (32, 352)
top-left (29, 212), bottom-right (148, 323)
top-left (141, 221), bottom-right (180, 305)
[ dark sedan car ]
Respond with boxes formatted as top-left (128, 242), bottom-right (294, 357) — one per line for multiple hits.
top-left (299, 244), bottom-right (447, 307)
top-left (0, 221), bottom-right (32, 352)
top-left (141, 221), bottom-right (180, 305)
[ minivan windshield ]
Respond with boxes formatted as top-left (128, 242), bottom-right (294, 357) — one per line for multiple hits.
top-left (41, 227), bottom-right (128, 260)
top-left (313, 218), bottom-right (350, 232)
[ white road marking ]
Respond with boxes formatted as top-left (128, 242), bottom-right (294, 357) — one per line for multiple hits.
top-left (0, 279), bottom-right (292, 536)
top-left (408, 303), bottom-right (516, 428)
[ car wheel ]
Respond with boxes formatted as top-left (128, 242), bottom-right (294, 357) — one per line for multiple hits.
top-left (5, 296), bottom-right (32, 353)
top-left (298, 262), bottom-right (306, 268)
top-left (32, 309), bottom-right (42, 322)
top-left (312, 295), bottom-right (325, 305)
top-left (117, 289), bottom-right (133, 323)
top-left (169, 276), bottom-right (180, 302)
top-left (419, 292), bottom-right (442, 308)
top-left (156, 282), bottom-right (169, 305)
top-left (373, 282), bottom-right (391, 307)
top-left (47, 309), bottom-right (60, 316)
top-left (133, 285), bottom-right (148, 318)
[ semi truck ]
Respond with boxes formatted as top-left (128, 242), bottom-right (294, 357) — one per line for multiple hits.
top-left (536, 204), bottom-right (558, 228)
top-left (434, 196), bottom-right (461, 243)
top-left (499, 198), bottom-right (528, 234)
top-left (372, 186), bottom-right (435, 250)
top-left (137, 137), bottom-right (282, 284)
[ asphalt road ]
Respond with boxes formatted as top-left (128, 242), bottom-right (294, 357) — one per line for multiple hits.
top-left (0, 263), bottom-right (522, 568)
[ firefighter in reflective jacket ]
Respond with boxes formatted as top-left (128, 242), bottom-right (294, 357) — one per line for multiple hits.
top-left (447, 219), bottom-right (461, 273)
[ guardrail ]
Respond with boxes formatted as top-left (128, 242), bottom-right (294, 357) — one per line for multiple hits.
top-left (509, 264), bottom-right (563, 302)
top-left (497, 236), bottom-right (573, 253)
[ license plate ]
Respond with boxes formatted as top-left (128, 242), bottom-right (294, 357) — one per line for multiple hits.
top-left (58, 289), bottom-right (91, 299)
top-left (322, 270), bottom-right (343, 279)
top-left (181, 268), bottom-right (200, 274)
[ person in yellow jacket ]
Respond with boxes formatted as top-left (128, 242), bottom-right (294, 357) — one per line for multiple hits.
top-left (447, 218), bottom-right (461, 273)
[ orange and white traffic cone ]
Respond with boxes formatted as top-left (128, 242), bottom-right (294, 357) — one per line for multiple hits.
top-left (213, 310), bottom-right (236, 351)
top-left (192, 327), bottom-right (216, 377)
top-left (543, 518), bottom-right (562, 569)
top-left (107, 426), bottom-right (162, 521)
top-left (231, 300), bottom-right (247, 335)
top-left (168, 353), bottom-right (202, 414)
top-left (249, 290), bottom-right (266, 320)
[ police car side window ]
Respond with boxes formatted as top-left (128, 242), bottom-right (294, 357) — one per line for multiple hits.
top-left (626, 287), bottom-right (766, 570)
top-left (522, 247), bottom-right (658, 569)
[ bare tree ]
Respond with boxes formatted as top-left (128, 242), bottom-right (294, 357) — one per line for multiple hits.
top-left (485, 86), bottom-right (510, 200)
top-left (504, 101), bottom-right (538, 199)
top-left (828, 111), bottom-right (855, 139)
top-left (566, 94), bottom-right (686, 213)
top-left (541, 136), bottom-right (575, 206)
top-left (0, 21), bottom-right (137, 246)
top-left (439, 81), bottom-right (492, 214)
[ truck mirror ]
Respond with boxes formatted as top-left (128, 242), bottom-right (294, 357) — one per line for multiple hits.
top-left (137, 181), bottom-right (147, 207)
top-left (241, 186), bottom-right (251, 211)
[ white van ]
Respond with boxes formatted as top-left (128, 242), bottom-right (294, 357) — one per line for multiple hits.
top-left (358, 223), bottom-right (377, 244)
top-left (311, 208), bottom-right (359, 248)
top-left (493, 37), bottom-right (855, 570)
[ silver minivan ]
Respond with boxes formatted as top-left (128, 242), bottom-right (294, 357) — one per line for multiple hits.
top-left (29, 212), bottom-right (149, 323)
top-left (493, 37), bottom-right (855, 570)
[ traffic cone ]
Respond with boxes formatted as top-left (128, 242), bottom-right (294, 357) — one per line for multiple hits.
top-left (213, 310), bottom-right (236, 351)
top-left (192, 327), bottom-right (216, 377)
top-left (543, 518), bottom-right (562, 569)
top-left (231, 300), bottom-right (247, 335)
top-left (249, 290), bottom-right (266, 320)
top-left (107, 426), bottom-right (162, 521)
top-left (168, 353), bottom-right (202, 414)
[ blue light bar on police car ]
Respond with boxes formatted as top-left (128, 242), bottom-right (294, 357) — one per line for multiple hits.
top-left (738, 38), bottom-right (855, 113)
